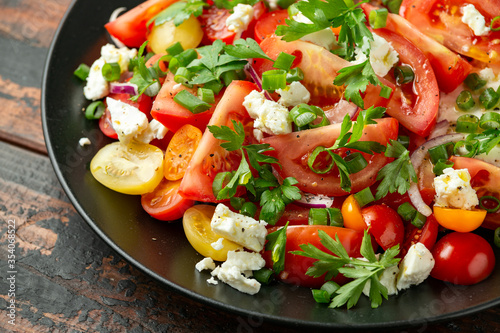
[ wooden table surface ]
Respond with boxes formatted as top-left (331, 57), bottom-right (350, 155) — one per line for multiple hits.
top-left (1, 0), bottom-right (500, 332)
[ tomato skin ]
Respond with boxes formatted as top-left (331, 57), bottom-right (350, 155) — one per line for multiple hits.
top-left (151, 72), bottom-right (218, 133)
top-left (362, 204), bottom-right (404, 250)
top-left (401, 214), bottom-right (439, 257)
top-left (164, 124), bottom-right (202, 181)
top-left (254, 9), bottom-right (289, 44)
top-left (362, 3), bottom-right (472, 93)
top-left (141, 179), bottom-right (195, 221)
top-left (433, 206), bottom-right (487, 233)
top-left (263, 225), bottom-right (365, 288)
top-left (178, 80), bottom-right (258, 202)
top-left (105, 0), bottom-right (178, 48)
top-left (431, 232), bottom-right (495, 285)
top-left (341, 195), bottom-right (366, 232)
top-left (400, 0), bottom-right (500, 64)
top-left (261, 117), bottom-right (399, 196)
top-left (374, 28), bottom-right (439, 137)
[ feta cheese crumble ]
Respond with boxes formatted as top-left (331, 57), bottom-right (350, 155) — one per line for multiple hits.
top-left (363, 265), bottom-right (400, 296)
top-left (433, 168), bottom-right (479, 210)
top-left (461, 4), bottom-right (490, 37)
top-left (352, 34), bottom-right (399, 77)
top-left (195, 257), bottom-right (216, 272)
top-left (242, 90), bottom-right (292, 135)
top-left (78, 137), bottom-right (91, 147)
top-left (226, 4), bottom-right (254, 38)
top-left (396, 243), bottom-right (435, 290)
top-left (211, 238), bottom-right (225, 251)
top-left (276, 81), bottom-right (311, 107)
top-left (134, 119), bottom-right (169, 144)
top-left (293, 12), bottom-right (337, 50)
top-left (211, 203), bottom-right (268, 252)
top-left (106, 97), bottom-right (149, 144)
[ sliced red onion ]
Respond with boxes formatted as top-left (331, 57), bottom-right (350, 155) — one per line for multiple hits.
top-left (245, 63), bottom-right (274, 101)
top-left (109, 82), bottom-right (139, 95)
top-left (409, 132), bottom-right (468, 216)
top-left (295, 193), bottom-right (334, 208)
top-left (428, 120), bottom-right (450, 139)
top-left (323, 99), bottom-right (359, 123)
top-left (108, 7), bottom-right (127, 48)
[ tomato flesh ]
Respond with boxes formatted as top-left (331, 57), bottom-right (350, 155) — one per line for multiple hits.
top-left (362, 204), bottom-right (404, 250)
top-left (254, 9), bottom-right (289, 44)
top-left (401, 214), bottom-right (439, 257)
top-left (164, 124), bottom-right (203, 181)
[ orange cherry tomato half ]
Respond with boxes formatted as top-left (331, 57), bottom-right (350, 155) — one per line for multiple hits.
top-left (341, 194), bottom-right (366, 232)
top-left (164, 124), bottom-right (203, 181)
top-left (433, 206), bottom-right (487, 233)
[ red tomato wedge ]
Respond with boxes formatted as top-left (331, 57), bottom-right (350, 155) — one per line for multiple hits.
top-left (105, 0), bottom-right (178, 48)
top-left (261, 117), bottom-right (399, 196)
top-left (401, 214), bottom-right (439, 257)
top-left (361, 204), bottom-right (404, 251)
top-left (151, 72), bottom-right (219, 133)
top-left (263, 225), bottom-right (365, 288)
top-left (376, 28), bottom-right (439, 137)
top-left (253, 36), bottom-right (395, 109)
top-left (400, 0), bottom-right (500, 64)
top-left (254, 9), bottom-right (289, 44)
top-left (451, 156), bottom-right (500, 229)
top-left (141, 178), bottom-right (194, 221)
top-left (178, 80), bottom-right (258, 202)
top-left (361, 3), bottom-right (472, 93)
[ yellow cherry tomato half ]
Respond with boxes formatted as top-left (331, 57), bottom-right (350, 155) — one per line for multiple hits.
top-left (433, 206), bottom-right (487, 233)
top-left (90, 141), bottom-right (164, 195)
top-left (183, 205), bottom-right (242, 261)
top-left (147, 15), bottom-right (203, 54)
top-left (164, 124), bottom-right (202, 181)
top-left (341, 194), bottom-right (367, 232)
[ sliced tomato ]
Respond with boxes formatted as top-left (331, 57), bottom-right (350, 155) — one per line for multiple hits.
top-left (374, 28), bottom-right (439, 137)
top-left (361, 3), bottom-right (472, 93)
top-left (361, 204), bottom-right (405, 250)
top-left (400, 0), bottom-right (500, 64)
top-left (151, 72), bottom-right (219, 133)
top-left (178, 80), bottom-right (258, 202)
top-left (254, 9), bottom-right (289, 44)
top-left (261, 117), bottom-right (399, 196)
top-left (450, 156), bottom-right (500, 229)
top-left (253, 36), bottom-right (395, 109)
top-left (164, 124), bottom-right (203, 181)
top-left (401, 214), bottom-right (439, 257)
top-left (141, 178), bottom-right (195, 221)
top-left (198, 2), bottom-right (267, 45)
top-left (104, 0), bottom-right (178, 48)
top-left (99, 93), bottom-right (153, 139)
top-left (263, 225), bottom-right (365, 288)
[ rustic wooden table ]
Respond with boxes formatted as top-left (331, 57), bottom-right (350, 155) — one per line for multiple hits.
top-left (1, 0), bottom-right (500, 332)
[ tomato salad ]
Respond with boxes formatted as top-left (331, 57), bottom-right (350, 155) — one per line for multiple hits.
top-left (74, 0), bottom-right (500, 308)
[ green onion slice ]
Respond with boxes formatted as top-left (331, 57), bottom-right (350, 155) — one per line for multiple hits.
top-left (321, 281), bottom-right (340, 297)
top-left (230, 197), bottom-right (245, 211)
top-left (102, 62), bottom-right (121, 82)
top-left (166, 41), bottom-right (184, 56)
top-left (253, 268), bottom-right (274, 284)
top-left (273, 52), bottom-right (296, 71)
top-left (479, 196), bottom-right (500, 213)
top-left (262, 69), bottom-right (287, 91)
top-left (428, 143), bottom-right (453, 164)
top-left (453, 139), bottom-right (479, 158)
top-left (456, 114), bottom-right (479, 133)
top-left (307, 146), bottom-right (334, 174)
top-left (464, 73), bottom-right (487, 91)
top-left (491, 16), bottom-right (500, 31)
top-left (456, 90), bottom-right (475, 111)
top-left (379, 84), bottom-right (393, 99)
top-left (174, 67), bottom-right (193, 87)
top-left (353, 187), bottom-right (375, 208)
top-left (174, 90), bottom-right (212, 114)
top-left (479, 87), bottom-right (500, 109)
top-left (397, 202), bottom-right (417, 221)
top-left (312, 289), bottom-right (331, 303)
top-left (433, 159), bottom-right (454, 176)
top-left (85, 101), bottom-right (105, 120)
top-left (309, 208), bottom-right (329, 225)
top-left (197, 87), bottom-right (215, 104)
top-left (240, 202), bottom-right (257, 218)
top-left (479, 111), bottom-right (500, 130)
top-left (411, 211), bottom-right (426, 229)
top-left (74, 63), bottom-right (90, 81)
top-left (212, 172), bottom-right (232, 199)
top-left (286, 67), bottom-right (304, 83)
top-left (495, 227), bottom-right (500, 248)
top-left (394, 65), bottom-right (414, 85)
top-left (327, 208), bottom-right (343, 227)
top-left (344, 152), bottom-right (368, 174)
top-left (369, 8), bottom-right (388, 29)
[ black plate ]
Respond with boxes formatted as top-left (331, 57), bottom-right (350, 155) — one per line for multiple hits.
top-left (42, 0), bottom-right (500, 330)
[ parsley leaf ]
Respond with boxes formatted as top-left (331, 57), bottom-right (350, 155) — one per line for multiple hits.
top-left (292, 230), bottom-right (400, 309)
top-left (128, 42), bottom-right (163, 101)
top-left (150, 0), bottom-right (207, 27)
top-left (214, 0), bottom-right (259, 10)
top-left (375, 139), bottom-right (417, 200)
top-left (224, 38), bottom-right (273, 61)
top-left (208, 120), bottom-right (245, 151)
top-left (465, 129), bottom-right (500, 156)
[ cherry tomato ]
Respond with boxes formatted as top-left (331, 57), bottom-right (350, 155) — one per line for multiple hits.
top-left (147, 15), bottom-right (203, 53)
top-left (263, 225), bottom-right (365, 288)
top-left (401, 214), bottom-right (439, 257)
top-left (90, 141), bottom-right (164, 195)
top-left (431, 232), bottom-right (495, 285)
top-left (400, 0), bottom-right (500, 64)
top-left (261, 118), bottom-right (399, 196)
top-left (105, 0), bottom-right (178, 48)
top-left (141, 178), bottom-right (194, 221)
top-left (254, 9), bottom-right (289, 44)
top-left (178, 80), bottom-right (258, 202)
top-left (361, 3), bottom-right (472, 93)
top-left (341, 195), bottom-right (365, 231)
top-left (164, 124), bottom-right (203, 181)
top-left (182, 204), bottom-right (243, 261)
top-left (362, 204), bottom-right (405, 250)
top-left (433, 206), bottom-right (487, 232)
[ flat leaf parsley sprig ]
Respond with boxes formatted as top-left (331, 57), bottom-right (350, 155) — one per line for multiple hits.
top-left (208, 120), bottom-right (301, 225)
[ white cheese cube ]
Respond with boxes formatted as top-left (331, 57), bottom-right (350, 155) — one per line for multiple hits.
top-left (106, 97), bottom-right (149, 144)
top-left (243, 91), bottom-right (292, 135)
top-left (277, 81), bottom-right (311, 107)
top-left (433, 168), bottom-right (479, 210)
top-left (84, 58), bottom-right (109, 101)
top-left (78, 137), bottom-right (91, 147)
top-left (396, 243), bottom-right (435, 290)
top-left (211, 204), bottom-right (267, 252)
top-left (363, 265), bottom-right (399, 296)
top-left (101, 43), bottom-right (137, 73)
top-left (293, 12), bottom-right (337, 50)
top-left (242, 90), bottom-right (266, 119)
top-left (211, 238), bottom-right (224, 251)
top-left (461, 4), bottom-right (490, 36)
top-left (226, 4), bottom-right (254, 37)
top-left (352, 33), bottom-right (399, 77)
top-left (195, 257), bottom-right (216, 272)
top-left (134, 119), bottom-right (168, 144)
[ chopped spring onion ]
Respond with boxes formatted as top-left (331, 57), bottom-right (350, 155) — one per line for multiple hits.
top-left (353, 187), bottom-right (375, 208)
top-left (102, 62), bottom-right (121, 82)
top-left (344, 152), bottom-right (368, 174)
top-left (397, 202), bottom-right (417, 221)
top-left (455, 114), bottom-right (479, 133)
top-left (253, 268), bottom-right (274, 284)
top-left (212, 171), bottom-right (232, 199)
top-left (321, 281), bottom-right (340, 297)
top-left (383, 0), bottom-right (403, 13)
top-left (411, 211), bottom-right (426, 229)
top-left (397, 135), bottom-right (409, 149)
top-left (307, 146), bottom-right (333, 174)
top-left (433, 159), bottom-right (454, 176)
top-left (174, 67), bottom-right (193, 87)
top-left (327, 208), bottom-right (343, 227)
top-left (74, 63), bottom-right (90, 81)
top-left (394, 65), bottom-right (414, 85)
top-left (491, 16), bottom-right (500, 31)
top-left (456, 90), bottom-right (475, 111)
top-left (277, 0), bottom-right (295, 9)
top-left (312, 289), bottom-right (331, 303)
top-left (221, 70), bottom-right (239, 86)
top-left (166, 41), bottom-right (184, 56)
top-left (262, 69), bottom-right (287, 91)
top-left (379, 84), bottom-right (393, 99)
top-left (240, 202), bottom-right (257, 218)
top-left (479, 111), bottom-right (500, 130)
top-left (289, 104), bottom-right (329, 128)
top-left (174, 89), bottom-right (212, 114)
top-left (85, 101), bottom-right (105, 120)
top-left (369, 8), bottom-right (388, 29)
top-left (204, 80), bottom-right (224, 95)
top-left (464, 73), bottom-right (487, 91)
top-left (169, 49), bottom-right (198, 74)
top-left (198, 87), bottom-right (215, 104)
top-left (286, 67), bottom-right (304, 83)
top-left (309, 208), bottom-right (328, 225)
top-left (230, 197), bottom-right (245, 211)
top-left (495, 227), bottom-right (500, 248)
top-left (453, 139), bottom-right (479, 158)
top-left (273, 52), bottom-right (295, 71)
top-left (479, 87), bottom-right (500, 109)
top-left (428, 142), bottom-right (453, 164)
top-left (479, 196), bottom-right (500, 213)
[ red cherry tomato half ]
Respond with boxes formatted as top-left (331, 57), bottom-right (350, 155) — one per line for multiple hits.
top-left (431, 232), bottom-right (495, 285)
top-left (401, 214), bottom-right (439, 257)
top-left (254, 9), bottom-right (289, 44)
top-left (361, 204), bottom-right (404, 250)
top-left (141, 178), bottom-right (194, 221)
